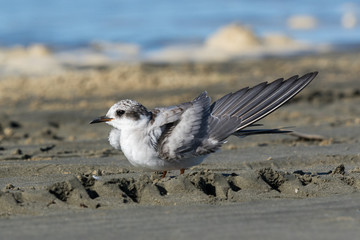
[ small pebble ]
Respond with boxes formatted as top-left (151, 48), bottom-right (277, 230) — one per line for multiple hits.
top-left (92, 175), bottom-right (101, 180)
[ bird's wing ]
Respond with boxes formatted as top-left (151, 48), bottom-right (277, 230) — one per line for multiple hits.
top-left (149, 92), bottom-right (211, 160)
top-left (208, 72), bottom-right (318, 141)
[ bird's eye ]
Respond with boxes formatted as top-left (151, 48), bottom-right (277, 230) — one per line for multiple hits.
top-left (116, 110), bottom-right (125, 117)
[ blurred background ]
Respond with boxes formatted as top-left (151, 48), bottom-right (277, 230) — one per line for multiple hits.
top-left (1, 0), bottom-right (360, 72)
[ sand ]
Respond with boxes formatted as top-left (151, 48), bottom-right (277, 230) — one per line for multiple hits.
top-left (0, 50), bottom-right (360, 239)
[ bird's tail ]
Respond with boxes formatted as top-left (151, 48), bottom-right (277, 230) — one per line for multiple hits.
top-left (232, 128), bottom-right (292, 138)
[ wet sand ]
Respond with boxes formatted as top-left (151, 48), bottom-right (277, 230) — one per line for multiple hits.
top-left (0, 50), bottom-right (360, 239)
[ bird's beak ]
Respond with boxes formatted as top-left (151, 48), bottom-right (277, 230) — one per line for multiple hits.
top-left (89, 116), bottom-right (114, 124)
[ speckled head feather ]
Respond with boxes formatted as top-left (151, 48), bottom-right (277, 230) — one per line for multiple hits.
top-left (107, 99), bottom-right (150, 121)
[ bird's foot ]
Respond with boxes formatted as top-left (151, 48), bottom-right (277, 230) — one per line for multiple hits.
top-left (161, 171), bottom-right (167, 178)
top-left (160, 169), bottom-right (185, 178)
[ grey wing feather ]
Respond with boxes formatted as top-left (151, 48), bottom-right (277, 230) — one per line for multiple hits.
top-left (148, 101), bottom-right (192, 151)
top-left (208, 72), bottom-right (318, 141)
top-left (149, 72), bottom-right (317, 160)
top-left (150, 92), bottom-right (212, 160)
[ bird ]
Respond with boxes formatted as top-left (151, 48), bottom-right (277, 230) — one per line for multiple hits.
top-left (90, 72), bottom-right (318, 178)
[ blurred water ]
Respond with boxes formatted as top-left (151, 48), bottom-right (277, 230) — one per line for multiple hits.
top-left (0, 0), bottom-right (360, 50)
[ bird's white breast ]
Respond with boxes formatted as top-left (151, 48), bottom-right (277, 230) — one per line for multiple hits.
top-left (108, 127), bottom-right (207, 171)
top-left (109, 127), bottom-right (164, 170)
top-left (108, 129), bottom-right (122, 150)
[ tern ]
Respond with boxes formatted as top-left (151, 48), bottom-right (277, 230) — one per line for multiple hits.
top-left (91, 72), bottom-right (318, 177)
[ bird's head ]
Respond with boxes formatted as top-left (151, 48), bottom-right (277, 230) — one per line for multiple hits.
top-left (90, 99), bottom-right (151, 129)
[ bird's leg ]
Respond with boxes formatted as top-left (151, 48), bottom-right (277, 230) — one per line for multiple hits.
top-left (180, 168), bottom-right (185, 175)
top-left (161, 171), bottom-right (167, 178)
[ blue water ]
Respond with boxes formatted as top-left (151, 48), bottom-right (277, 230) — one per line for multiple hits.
top-left (1, 0), bottom-right (360, 50)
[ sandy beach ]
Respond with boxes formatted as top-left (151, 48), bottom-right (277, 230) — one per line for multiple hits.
top-left (1, 50), bottom-right (360, 239)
